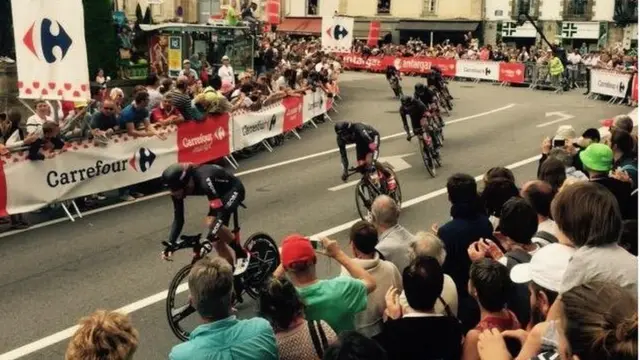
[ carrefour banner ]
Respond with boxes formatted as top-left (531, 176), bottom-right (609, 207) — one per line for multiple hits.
top-left (590, 69), bottom-right (632, 98)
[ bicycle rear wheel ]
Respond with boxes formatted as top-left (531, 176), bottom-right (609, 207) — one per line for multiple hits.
top-left (355, 180), bottom-right (378, 221)
top-left (166, 264), bottom-right (196, 342)
top-left (243, 233), bottom-right (280, 299)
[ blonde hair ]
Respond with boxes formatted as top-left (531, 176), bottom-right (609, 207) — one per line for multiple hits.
top-left (65, 310), bottom-right (139, 360)
top-left (411, 232), bottom-right (447, 265)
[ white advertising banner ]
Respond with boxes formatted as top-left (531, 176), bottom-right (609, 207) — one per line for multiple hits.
top-left (11, 0), bottom-right (91, 101)
top-left (561, 21), bottom-right (600, 40)
top-left (303, 90), bottom-right (329, 122)
top-left (321, 16), bottom-right (355, 53)
top-left (3, 132), bottom-right (177, 215)
top-left (231, 104), bottom-right (286, 151)
top-left (590, 70), bottom-right (632, 98)
top-left (501, 21), bottom-right (537, 38)
top-left (455, 60), bottom-right (500, 81)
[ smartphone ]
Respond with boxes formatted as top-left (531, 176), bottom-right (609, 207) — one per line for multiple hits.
top-left (309, 239), bottom-right (323, 250)
top-left (553, 139), bottom-right (565, 148)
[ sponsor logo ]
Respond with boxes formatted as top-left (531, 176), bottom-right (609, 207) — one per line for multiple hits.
top-left (395, 58), bottom-right (432, 73)
top-left (343, 55), bottom-right (382, 69)
top-left (242, 116), bottom-right (278, 136)
top-left (214, 127), bottom-right (226, 141)
top-left (326, 24), bottom-right (349, 40)
top-left (597, 80), bottom-right (627, 93)
top-left (463, 66), bottom-right (492, 76)
top-left (46, 148), bottom-right (156, 187)
top-left (129, 147), bottom-right (156, 172)
top-left (308, 97), bottom-right (324, 111)
top-left (23, 18), bottom-right (73, 63)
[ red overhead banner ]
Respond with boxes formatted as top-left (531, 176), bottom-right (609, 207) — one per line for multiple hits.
top-left (367, 21), bottom-right (380, 47)
top-left (265, 0), bottom-right (280, 25)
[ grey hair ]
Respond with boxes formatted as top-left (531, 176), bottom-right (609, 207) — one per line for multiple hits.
top-left (548, 148), bottom-right (573, 167)
top-left (188, 256), bottom-right (234, 320)
top-left (371, 195), bottom-right (400, 228)
top-left (410, 231), bottom-right (447, 265)
top-left (614, 115), bottom-right (634, 133)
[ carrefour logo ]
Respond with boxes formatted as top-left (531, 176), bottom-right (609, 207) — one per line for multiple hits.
top-left (46, 148), bottom-right (156, 188)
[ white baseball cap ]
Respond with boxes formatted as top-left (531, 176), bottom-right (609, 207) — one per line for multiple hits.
top-left (510, 243), bottom-right (576, 292)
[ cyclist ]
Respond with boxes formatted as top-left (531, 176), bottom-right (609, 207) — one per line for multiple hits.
top-left (161, 163), bottom-right (246, 268)
top-left (385, 65), bottom-right (403, 98)
top-left (400, 95), bottom-right (441, 155)
top-left (427, 68), bottom-right (453, 107)
top-left (415, 83), bottom-right (445, 128)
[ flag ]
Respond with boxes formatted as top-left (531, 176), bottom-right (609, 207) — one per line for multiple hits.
top-left (11, 0), bottom-right (90, 101)
top-left (322, 16), bottom-right (354, 53)
top-left (265, 0), bottom-right (280, 25)
top-left (367, 21), bottom-right (380, 47)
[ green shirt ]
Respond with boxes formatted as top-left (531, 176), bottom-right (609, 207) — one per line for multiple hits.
top-left (297, 277), bottom-right (368, 333)
top-left (226, 7), bottom-right (239, 26)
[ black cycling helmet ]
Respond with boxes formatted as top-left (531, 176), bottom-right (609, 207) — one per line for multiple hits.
top-left (415, 83), bottom-right (426, 93)
top-left (162, 163), bottom-right (193, 191)
top-left (400, 95), bottom-right (413, 107)
top-left (335, 121), bottom-right (351, 135)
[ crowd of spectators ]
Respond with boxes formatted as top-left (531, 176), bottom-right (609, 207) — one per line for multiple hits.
top-left (62, 116), bottom-right (637, 360)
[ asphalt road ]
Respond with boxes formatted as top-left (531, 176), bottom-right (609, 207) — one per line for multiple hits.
top-left (0, 73), bottom-right (630, 360)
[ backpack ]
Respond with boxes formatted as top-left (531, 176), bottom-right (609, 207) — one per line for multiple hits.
top-left (505, 249), bottom-right (533, 326)
top-left (307, 320), bottom-right (329, 358)
top-left (533, 231), bottom-right (559, 245)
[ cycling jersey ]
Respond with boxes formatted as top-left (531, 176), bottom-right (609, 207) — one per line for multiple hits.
top-left (337, 123), bottom-right (380, 171)
top-left (415, 88), bottom-right (436, 107)
top-left (400, 98), bottom-right (428, 133)
top-left (169, 164), bottom-right (245, 243)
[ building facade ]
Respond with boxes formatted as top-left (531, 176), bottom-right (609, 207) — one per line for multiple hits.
top-left (484, 0), bottom-right (638, 50)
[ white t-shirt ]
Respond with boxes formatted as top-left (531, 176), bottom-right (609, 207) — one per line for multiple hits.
top-left (218, 65), bottom-right (235, 86)
top-left (26, 114), bottom-right (51, 135)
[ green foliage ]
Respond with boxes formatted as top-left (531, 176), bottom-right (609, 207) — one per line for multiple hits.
top-left (0, 0), bottom-right (15, 58)
top-left (83, 0), bottom-right (118, 79)
top-left (143, 6), bottom-right (153, 24)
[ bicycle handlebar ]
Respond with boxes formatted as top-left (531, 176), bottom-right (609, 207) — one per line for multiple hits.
top-left (162, 234), bottom-right (203, 253)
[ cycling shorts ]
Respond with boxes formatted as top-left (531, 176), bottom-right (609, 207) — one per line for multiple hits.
top-left (208, 182), bottom-right (246, 239)
top-left (355, 133), bottom-right (380, 162)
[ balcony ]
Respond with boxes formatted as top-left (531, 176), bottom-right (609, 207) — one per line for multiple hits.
top-left (510, 0), bottom-right (540, 20)
top-left (563, 0), bottom-right (593, 21)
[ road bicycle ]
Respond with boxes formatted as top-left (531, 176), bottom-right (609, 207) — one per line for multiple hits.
top-left (162, 204), bottom-right (280, 342)
top-left (346, 161), bottom-right (402, 221)
top-left (409, 123), bottom-right (442, 178)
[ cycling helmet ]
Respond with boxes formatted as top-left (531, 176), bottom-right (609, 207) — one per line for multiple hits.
top-left (334, 121), bottom-right (351, 135)
top-left (415, 83), bottom-right (426, 94)
top-left (162, 163), bottom-right (193, 191)
top-left (400, 95), bottom-right (413, 107)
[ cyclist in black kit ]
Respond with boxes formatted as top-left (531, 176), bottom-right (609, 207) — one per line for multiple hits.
top-left (415, 83), bottom-right (445, 128)
top-left (335, 121), bottom-right (381, 181)
top-left (161, 163), bottom-right (245, 267)
top-left (400, 95), bottom-right (441, 154)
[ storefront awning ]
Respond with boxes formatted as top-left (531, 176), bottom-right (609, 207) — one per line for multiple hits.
top-left (397, 21), bottom-right (479, 32)
top-left (277, 18), bottom-right (321, 35)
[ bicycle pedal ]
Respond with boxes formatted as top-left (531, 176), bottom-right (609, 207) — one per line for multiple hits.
top-left (233, 257), bottom-right (250, 276)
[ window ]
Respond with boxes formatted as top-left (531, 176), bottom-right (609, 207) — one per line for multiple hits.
top-left (377, 0), bottom-right (391, 14)
top-left (423, 0), bottom-right (437, 14)
top-left (513, 0), bottom-right (539, 20)
top-left (566, 0), bottom-right (587, 16)
top-left (307, 0), bottom-right (318, 15)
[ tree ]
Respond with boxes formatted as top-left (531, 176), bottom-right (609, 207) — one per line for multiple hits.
top-left (143, 6), bottom-right (153, 24)
top-left (83, 0), bottom-right (118, 79)
top-left (0, 0), bottom-right (15, 58)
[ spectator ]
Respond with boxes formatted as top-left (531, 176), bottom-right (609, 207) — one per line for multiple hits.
top-left (462, 259), bottom-right (521, 360)
top-left (399, 231), bottom-right (459, 317)
top-left (26, 101), bottom-right (52, 135)
top-left (65, 310), bottom-right (138, 360)
top-left (28, 121), bottom-right (64, 161)
top-left (169, 77), bottom-right (197, 120)
top-left (179, 59), bottom-right (198, 80)
top-left (169, 256), bottom-right (278, 360)
top-left (538, 157), bottom-right (567, 193)
top-left (477, 282), bottom-right (638, 360)
top-left (218, 55), bottom-right (235, 87)
top-left (371, 195), bottom-right (414, 273)
top-left (273, 234), bottom-right (376, 333)
top-left (90, 100), bottom-right (119, 140)
top-left (60, 101), bottom-right (92, 140)
top-left (145, 74), bottom-right (163, 110)
top-left (381, 255), bottom-right (463, 360)
top-left (611, 128), bottom-right (637, 188)
top-left (150, 94), bottom-right (184, 125)
top-left (620, 220), bottom-right (638, 256)
top-left (579, 143), bottom-right (633, 218)
top-left (520, 180), bottom-right (559, 245)
top-left (506, 243), bottom-right (576, 359)
top-left (1, 108), bottom-right (36, 149)
top-left (480, 177), bottom-right (520, 230)
top-left (552, 182), bottom-right (638, 295)
top-left (482, 167), bottom-right (515, 186)
top-left (340, 221), bottom-right (402, 339)
top-left (119, 91), bottom-right (165, 140)
top-left (323, 331), bottom-right (388, 360)
top-left (258, 277), bottom-right (337, 360)
top-left (436, 173), bottom-right (493, 308)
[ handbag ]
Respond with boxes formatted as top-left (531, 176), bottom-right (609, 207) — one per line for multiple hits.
top-left (307, 320), bottom-right (329, 358)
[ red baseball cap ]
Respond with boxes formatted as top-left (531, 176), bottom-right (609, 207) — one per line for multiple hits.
top-left (281, 234), bottom-right (316, 268)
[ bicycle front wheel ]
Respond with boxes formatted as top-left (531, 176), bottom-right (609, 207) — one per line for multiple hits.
top-left (379, 163), bottom-right (402, 207)
top-left (418, 138), bottom-right (436, 178)
top-left (166, 264), bottom-right (197, 342)
top-left (355, 180), bottom-right (377, 221)
top-left (243, 233), bottom-right (280, 299)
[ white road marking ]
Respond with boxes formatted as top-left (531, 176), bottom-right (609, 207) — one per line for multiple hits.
top-left (0, 103), bottom-right (516, 239)
top-left (328, 152), bottom-right (415, 191)
top-left (536, 111), bottom-right (575, 128)
top-left (0, 152), bottom-right (539, 360)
